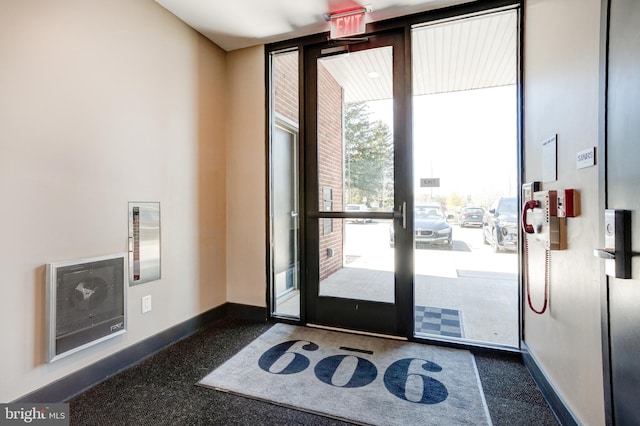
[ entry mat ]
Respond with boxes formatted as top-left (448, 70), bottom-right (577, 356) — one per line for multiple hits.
top-left (198, 324), bottom-right (491, 425)
top-left (415, 306), bottom-right (463, 338)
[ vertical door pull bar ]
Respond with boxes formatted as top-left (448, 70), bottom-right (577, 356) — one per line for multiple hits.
top-left (402, 201), bottom-right (406, 229)
top-left (394, 202), bottom-right (406, 229)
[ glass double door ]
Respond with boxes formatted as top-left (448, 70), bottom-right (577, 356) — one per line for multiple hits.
top-left (304, 31), bottom-right (414, 337)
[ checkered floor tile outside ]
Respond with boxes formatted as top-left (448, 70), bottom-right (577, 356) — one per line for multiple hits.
top-left (415, 306), bottom-right (463, 338)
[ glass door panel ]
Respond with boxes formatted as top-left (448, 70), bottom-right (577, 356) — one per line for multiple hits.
top-left (306, 32), bottom-right (410, 336)
top-left (316, 46), bottom-right (395, 304)
top-left (318, 219), bottom-right (394, 303)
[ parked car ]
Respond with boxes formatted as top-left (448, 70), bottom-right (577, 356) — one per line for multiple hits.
top-left (345, 204), bottom-right (371, 223)
top-left (390, 204), bottom-right (452, 248)
top-left (482, 197), bottom-right (518, 252)
top-left (459, 207), bottom-right (485, 228)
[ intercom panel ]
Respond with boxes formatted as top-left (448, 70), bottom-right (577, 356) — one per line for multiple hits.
top-left (523, 190), bottom-right (566, 250)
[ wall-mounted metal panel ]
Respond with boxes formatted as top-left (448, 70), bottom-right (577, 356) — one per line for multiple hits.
top-left (45, 253), bottom-right (127, 362)
top-left (128, 202), bottom-right (161, 285)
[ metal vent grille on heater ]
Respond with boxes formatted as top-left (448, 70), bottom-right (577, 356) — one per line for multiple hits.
top-left (45, 253), bottom-right (127, 362)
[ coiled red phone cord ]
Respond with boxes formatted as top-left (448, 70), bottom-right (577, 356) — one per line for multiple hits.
top-left (524, 237), bottom-right (550, 314)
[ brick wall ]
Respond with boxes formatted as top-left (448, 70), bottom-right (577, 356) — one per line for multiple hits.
top-left (272, 52), bottom-right (344, 283)
top-left (273, 52), bottom-right (298, 125)
top-left (317, 63), bottom-right (344, 281)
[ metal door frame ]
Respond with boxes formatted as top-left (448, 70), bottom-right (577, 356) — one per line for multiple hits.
top-left (303, 29), bottom-right (413, 338)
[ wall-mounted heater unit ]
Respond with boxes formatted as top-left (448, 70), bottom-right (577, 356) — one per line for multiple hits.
top-left (45, 253), bottom-right (127, 362)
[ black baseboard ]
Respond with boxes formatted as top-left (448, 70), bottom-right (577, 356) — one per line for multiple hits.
top-left (522, 342), bottom-right (579, 426)
top-left (226, 302), bottom-right (268, 322)
top-left (14, 302), bottom-right (265, 403)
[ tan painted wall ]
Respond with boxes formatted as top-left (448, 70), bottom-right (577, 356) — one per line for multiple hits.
top-left (0, 0), bottom-right (227, 402)
top-left (226, 46), bottom-right (267, 307)
top-left (523, 0), bottom-right (604, 423)
top-left (0, 0), bottom-right (610, 418)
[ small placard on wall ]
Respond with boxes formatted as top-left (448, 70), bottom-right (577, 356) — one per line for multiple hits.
top-left (542, 135), bottom-right (557, 182)
top-left (576, 147), bottom-right (596, 169)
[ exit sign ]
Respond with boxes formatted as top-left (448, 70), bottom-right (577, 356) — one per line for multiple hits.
top-left (330, 11), bottom-right (366, 39)
top-left (420, 178), bottom-right (440, 188)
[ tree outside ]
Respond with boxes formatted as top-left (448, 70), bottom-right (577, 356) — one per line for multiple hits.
top-left (344, 102), bottom-right (393, 210)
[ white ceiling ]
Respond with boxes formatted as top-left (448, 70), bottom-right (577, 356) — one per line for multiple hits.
top-left (319, 9), bottom-right (517, 101)
top-left (154, 0), bottom-right (478, 52)
top-left (412, 9), bottom-right (517, 95)
top-left (154, 0), bottom-right (516, 98)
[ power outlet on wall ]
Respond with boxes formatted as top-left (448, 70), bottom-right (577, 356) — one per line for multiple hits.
top-left (142, 295), bottom-right (152, 314)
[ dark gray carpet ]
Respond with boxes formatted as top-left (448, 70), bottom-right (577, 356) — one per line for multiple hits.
top-left (69, 318), bottom-right (560, 425)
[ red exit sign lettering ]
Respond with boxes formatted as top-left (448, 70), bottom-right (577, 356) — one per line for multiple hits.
top-left (330, 11), bottom-right (366, 39)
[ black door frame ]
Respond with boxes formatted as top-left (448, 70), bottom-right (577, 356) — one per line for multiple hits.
top-left (597, 0), bottom-right (612, 423)
top-left (303, 29), bottom-right (413, 337)
top-left (265, 0), bottom-right (522, 344)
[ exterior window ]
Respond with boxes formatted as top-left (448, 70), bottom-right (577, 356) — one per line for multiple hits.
top-left (269, 50), bottom-right (300, 318)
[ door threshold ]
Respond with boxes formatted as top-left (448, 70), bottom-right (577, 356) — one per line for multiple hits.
top-left (306, 323), bottom-right (408, 341)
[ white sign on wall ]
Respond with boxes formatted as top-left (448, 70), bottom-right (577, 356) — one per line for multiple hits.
top-left (576, 147), bottom-right (596, 169)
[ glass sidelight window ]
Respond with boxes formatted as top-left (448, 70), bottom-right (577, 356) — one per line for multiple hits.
top-left (269, 49), bottom-right (300, 318)
top-left (411, 9), bottom-right (519, 347)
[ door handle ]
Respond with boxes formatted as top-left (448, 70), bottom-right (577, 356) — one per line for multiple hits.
top-left (290, 211), bottom-right (299, 218)
top-left (593, 248), bottom-right (616, 260)
top-left (394, 201), bottom-right (406, 229)
top-left (594, 209), bottom-right (632, 279)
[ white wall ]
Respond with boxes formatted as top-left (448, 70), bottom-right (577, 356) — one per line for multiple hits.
top-left (226, 46), bottom-right (267, 307)
top-left (523, 0), bottom-right (605, 424)
top-left (0, 0), bottom-right (228, 402)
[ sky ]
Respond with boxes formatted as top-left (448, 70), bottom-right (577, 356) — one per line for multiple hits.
top-left (367, 85), bottom-right (518, 208)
